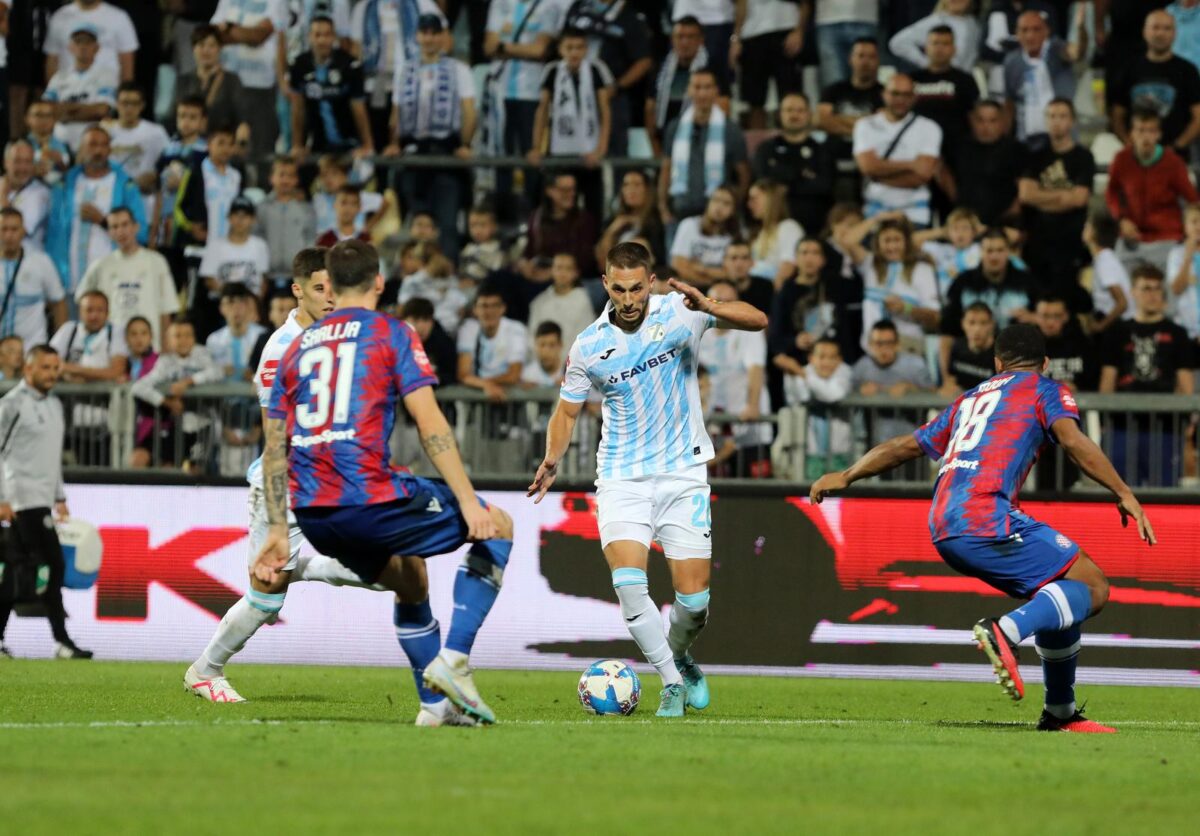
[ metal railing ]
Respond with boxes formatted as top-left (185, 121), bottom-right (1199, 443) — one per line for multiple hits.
top-left (3, 380), bottom-right (1195, 493)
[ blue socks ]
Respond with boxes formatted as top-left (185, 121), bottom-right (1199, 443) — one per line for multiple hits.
top-left (445, 539), bottom-right (512, 655)
top-left (394, 600), bottom-right (442, 704)
top-left (1035, 625), bottom-right (1082, 719)
top-left (998, 580), bottom-right (1092, 644)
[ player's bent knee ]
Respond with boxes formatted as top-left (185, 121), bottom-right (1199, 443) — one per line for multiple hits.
top-left (675, 588), bottom-right (710, 611)
top-left (249, 569), bottom-right (291, 595)
top-left (490, 505), bottom-right (513, 540)
top-left (1091, 575), bottom-right (1110, 613)
top-left (465, 538), bottom-right (510, 589)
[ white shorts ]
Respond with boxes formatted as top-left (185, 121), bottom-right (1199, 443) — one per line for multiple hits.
top-left (595, 466), bottom-right (712, 559)
top-left (247, 485), bottom-right (305, 572)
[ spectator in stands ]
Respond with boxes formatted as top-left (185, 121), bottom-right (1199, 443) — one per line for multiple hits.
top-left (25, 100), bottom-right (72, 182)
top-left (658, 68), bottom-right (750, 225)
top-left (205, 282), bottom-right (265, 382)
top-left (770, 236), bottom-right (827, 376)
top-left (289, 15), bottom-right (373, 158)
top-left (460, 204), bottom-right (511, 285)
top-left (1036, 294), bottom-right (1097, 391)
top-left (700, 278), bottom-right (772, 477)
top-left (172, 124), bottom-right (242, 248)
top-left (520, 320), bottom-right (565, 387)
top-left (673, 1), bottom-right (736, 88)
top-left (387, 14), bottom-right (476, 259)
top-left (50, 287), bottom-right (126, 382)
top-left (821, 202), bottom-right (868, 362)
top-left (0, 335), bottom-right (23, 380)
top-left (647, 15), bottom-right (723, 156)
top-left (173, 25), bottom-right (249, 148)
top-left (852, 73), bottom-right (942, 228)
top-left (256, 157), bottom-right (316, 290)
top-left (981, 1), bottom-right (1060, 80)
top-left (729, 1), bottom-right (801, 131)
top-left (789, 337), bottom-right (853, 480)
top-left (722, 238), bottom-right (774, 314)
top-left (316, 185), bottom-right (372, 246)
top-left (397, 241), bottom-right (468, 336)
top-left (939, 100), bottom-right (1023, 228)
top-left (939, 227), bottom-right (1034, 381)
top-left (529, 26), bottom-right (613, 216)
top-left (563, 0), bottom-right (652, 158)
top-left (910, 25), bottom-right (979, 154)
top-left (747, 179), bottom-right (803, 288)
top-left (1107, 10), bottom-right (1200, 152)
top-left (401, 297), bottom-right (457, 384)
top-left (124, 317), bottom-right (157, 462)
top-left (889, 0), bottom-right (981, 72)
top-left (917, 206), bottom-right (983, 296)
top-left (76, 207), bottom-right (178, 350)
top-left (211, 0), bottom-right (287, 165)
top-left (1019, 98), bottom-right (1095, 289)
top-left (129, 317), bottom-right (223, 469)
top-left (1082, 211), bottom-right (1132, 333)
top-left (852, 319), bottom-right (934, 445)
top-left (520, 172), bottom-right (598, 281)
top-left (595, 170), bottom-right (666, 268)
top-left (0, 207), bottom-right (66, 346)
top-left (43, 24), bottom-right (118, 153)
top-left (0, 139), bottom-right (53, 250)
top-left (198, 197), bottom-right (270, 302)
top-left (1100, 265), bottom-right (1194, 486)
top-left (817, 37), bottom-right (883, 163)
top-left (408, 212), bottom-right (439, 245)
top-left (312, 154), bottom-right (383, 237)
top-left (839, 212), bottom-right (940, 355)
top-left (456, 282), bottom-right (527, 403)
top-left (1167, 1), bottom-right (1200, 73)
top-left (1106, 108), bottom-right (1199, 272)
top-left (814, 1), bottom-right (878, 87)
top-left (104, 82), bottom-right (169, 224)
top-left (1002, 10), bottom-right (1075, 145)
top-left (44, 0), bottom-right (138, 83)
top-left (940, 301), bottom-right (996, 396)
top-left (158, 97), bottom-right (209, 248)
top-left (1167, 202), bottom-right (1200, 343)
top-left (669, 184), bottom-right (738, 288)
top-left (46, 126), bottom-right (147, 297)
top-left (528, 253), bottom-right (595, 351)
top-left (751, 92), bottom-right (834, 237)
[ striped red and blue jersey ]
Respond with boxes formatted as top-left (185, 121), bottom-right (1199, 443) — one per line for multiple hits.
top-left (914, 370), bottom-right (1079, 542)
top-left (267, 307), bottom-right (437, 508)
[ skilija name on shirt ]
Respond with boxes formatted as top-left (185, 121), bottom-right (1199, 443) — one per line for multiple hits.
top-left (300, 320), bottom-right (362, 349)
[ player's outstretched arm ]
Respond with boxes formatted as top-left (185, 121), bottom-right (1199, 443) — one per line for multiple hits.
top-left (403, 386), bottom-right (497, 541)
top-left (810, 434), bottom-right (925, 503)
top-left (1051, 417), bottom-right (1156, 545)
top-left (253, 417), bottom-right (293, 583)
top-left (667, 277), bottom-right (769, 331)
top-left (528, 398), bottom-right (584, 504)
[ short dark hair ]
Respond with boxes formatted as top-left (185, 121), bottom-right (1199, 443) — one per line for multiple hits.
top-left (928, 24), bottom-right (955, 39)
top-left (106, 206), bottom-right (136, 225)
top-left (724, 238), bottom-right (751, 252)
top-left (208, 123), bottom-right (236, 139)
top-left (1047, 97), bottom-right (1075, 117)
top-left (26, 344), bottom-right (58, 364)
top-left (0, 206), bottom-right (24, 223)
top-left (995, 323), bottom-right (1046, 367)
top-left (176, 95), bottom-right (207, 116)
top-left (79, 289), bottom-right (109, 308)
top-left (606, 241), bottom-right (653, 277)
top-left (1036, 294), bottom-right (1067, 308)
top-left (220, 282), bottom-right (255, 301)
top-left (560, 25), bottom-right (588, 40)
top-left (326, 240), bottom-right (380, 292)
top-left (336, 184), bottom-right (363, 200)
top-left (534, 321), bottom-right (563, 340)
top-left (813, 336), bottom-right (841, 353)
top-left (689, 67), bottom-right (719, 85)
top-left (780, 90), bottom-right (810, 107)
top-left (117, 81), bottom-right (144, 99)
top-left (310, 14), bottom-right (335, 28)
top-left (191, 24), bottom-right (221, 46)
top-left (293, 246), bottom-right (329, 281)
top-left (1132, 263), bottom-right (1165, 285)
top-left (1131, 106), bottom-right (1162, 126)
top-left (870, 319), bottom-right (899, 336)
top-left (124, 315), bottom-right (152, 336)
top-left (475, 281), bottom-right (505, 303)
top-left (401, 297), bottom-right (435, 320)
top-left (169, 315), bottom-right (196, 331)
top-left (974, 99), bottom-right (1004, 116)
top-left (851, 37), bottom-right (878, 51)
top-left (674, 15), bottom-right (703, 30)
top-left (1088, 211), bottom-right (1120, 249)
top-left (980, 226), bottom-right (1010, 247)
top-left (963, 301), bottom-right (994, 319)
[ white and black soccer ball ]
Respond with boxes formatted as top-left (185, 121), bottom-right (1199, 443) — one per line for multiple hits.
top-left (578, 659), bottom-right (641, 716)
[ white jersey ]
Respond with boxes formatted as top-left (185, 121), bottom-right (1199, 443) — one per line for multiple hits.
top-left (245, 309), bottom-right (304, 488)
top-left (560, 292), bottom-right (715, 480)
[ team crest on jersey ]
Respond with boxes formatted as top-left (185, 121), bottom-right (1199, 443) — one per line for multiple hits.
top-left (1055, 533), bottom-right (1072, 550)
top-left (1061, 391), bottom-right (1077, 409)
top-left (646, 323), bottom-right (665, 342)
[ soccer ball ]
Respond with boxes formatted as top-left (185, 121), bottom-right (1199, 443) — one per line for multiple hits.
top-left (578, 659), bottom-right (641, 716)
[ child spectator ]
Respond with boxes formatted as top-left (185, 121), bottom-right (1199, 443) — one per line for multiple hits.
top-left (123, 316), bottom-right (156, 381)
top-left (173, 125), bottom-right (241, 248)
top-left (249, 293), bottom-right (298, 372)
top-left (408, 212), bottom-right (440, 246)
top-left (158, 96), bottom-right (208, 247)
top-left (199, 197), bottom-right (270, 300)
top-left (205, 283), bottom-right (266, 382)
top-left (460, 205), bottom-right (510, 284)
top-left (782, 337), bottom-right (853, 481)
top-left (312, 154), bottom-right (383, 236)
top-left (941, 302), bottom-right (997, 397)
top-left (669, 185), bottom-right (739, 289)
top-left (521, 321), bottom-right (565, 388)
top-left (700, 365), bottom-right (739, 475)
top-left (916, 207), bottom-right (982, 297)
top-left (397, 241), bottom-right (469, 336)
top-left (0, 335), bottom-right (23, 380)
top-left (317, 185), bottom-right (373, 246)
top-left (770, 237), bottom-right (831, 379)
top-left (256, 158), bottom-right (316, 291)
top-left (1167, 202), bottom-right (1200, 343)
top-left (1082, 211), bottom-right (1132, 334)
top-left (104, 82), bottom-right (169, 227)
top-left (527, 253), bottom-right (595, 352)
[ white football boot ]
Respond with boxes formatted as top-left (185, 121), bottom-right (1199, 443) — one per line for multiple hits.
top-left (414, 699), bottom-right (478, 727)
top-left (184, 664), bottom-right (247, 703)
top-left (422, 653), bottom-right (496, 724)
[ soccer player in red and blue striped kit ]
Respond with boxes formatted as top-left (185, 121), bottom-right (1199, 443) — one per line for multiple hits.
top-left (257, 240), bottom-right (513, 725)
top-left (812, 324), bottom-right (1156, 733)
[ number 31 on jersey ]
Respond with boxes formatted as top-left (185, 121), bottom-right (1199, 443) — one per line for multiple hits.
top-left (296, 344), bottom-right (358, 429)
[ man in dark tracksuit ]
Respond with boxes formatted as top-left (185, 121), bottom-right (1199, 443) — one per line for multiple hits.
top-left (0, 344), bottom-right (92, 659)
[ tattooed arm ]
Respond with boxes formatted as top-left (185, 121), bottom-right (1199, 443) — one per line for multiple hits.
top-left (403, 385), bottom-right (496, 541)
top-left (253, 416), bottom-right (293, 581)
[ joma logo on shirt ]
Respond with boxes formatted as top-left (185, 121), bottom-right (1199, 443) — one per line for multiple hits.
top-left (606, 348), bottom-right (681, 384)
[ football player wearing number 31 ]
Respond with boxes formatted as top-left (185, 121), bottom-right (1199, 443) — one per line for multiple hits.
top-left (811, 323), bottom-right (1156, 733)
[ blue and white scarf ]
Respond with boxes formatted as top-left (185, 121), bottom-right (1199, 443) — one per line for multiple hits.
top-left (668, 105), bottom-right (725, 198)
top-left (362, 0), bottom-right (419, 75)
top-left (653, 45), bottom-right (708, 130)
top-left (549, 60), bottom-right (600, 155)
top-left (400, 57), bottom-right (461, 140)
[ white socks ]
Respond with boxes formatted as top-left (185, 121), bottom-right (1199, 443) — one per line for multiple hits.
top-left (194, 591), bottom-right (280, 677)
top-left (667, 589), bottom-right (710, 660)
top-left (612, 568), bottom-right (681, 687)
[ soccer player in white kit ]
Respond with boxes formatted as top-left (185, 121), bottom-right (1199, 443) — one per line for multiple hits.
top-left (184, 248), bottom-right (469, 726)
top-left (528, 242), bottom-right (768, 716)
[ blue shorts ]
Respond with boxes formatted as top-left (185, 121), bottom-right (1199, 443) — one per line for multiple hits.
top-left (934, 510), bottom-right (1079, 599)
top-left (294, 477), bottom-right (486, 583)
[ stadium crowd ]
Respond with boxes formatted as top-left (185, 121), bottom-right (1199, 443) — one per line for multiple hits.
top-left (0, 0), bottom-right (1197, 485)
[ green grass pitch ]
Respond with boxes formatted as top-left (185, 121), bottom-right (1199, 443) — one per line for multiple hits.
top-left (2, 661), bottom-right (1197, 834)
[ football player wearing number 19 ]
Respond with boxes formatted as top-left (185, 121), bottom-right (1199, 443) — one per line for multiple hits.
top-left (529, 242), bottom-right (768, 717)
top-left (811, 324), bottom-right (1157, 733)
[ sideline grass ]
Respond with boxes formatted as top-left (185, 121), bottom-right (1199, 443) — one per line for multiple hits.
top-left (1, 661), bottom-right (1197, 834)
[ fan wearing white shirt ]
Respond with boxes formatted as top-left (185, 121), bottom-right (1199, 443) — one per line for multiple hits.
top-left (0, 140), bottom-right (53, 250)
top-left (198, 197), bottom-right (270, 300)
top-left (1083, 212), bottom-right (1132, 334)
top-left (43, 0), bottom-right (138, 83)
top-left (456, 283), bottom-right (527, 402)
top-left (0, 208), bottom-right (67, 347)
top-left (527, 253), bottom-right (596, 353)
top-left (43, 25), bottom-right (119, 154)
top-left (102, 83), bottom-right (169, 225)
top-left (49, 289), bottom-right (126, 382)
top-left (206, 282), bottom-right (266, 382)
top-left (520, 321), bottom-right (565, 388)
top-left (211, 0), bottom-right (288, 162)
